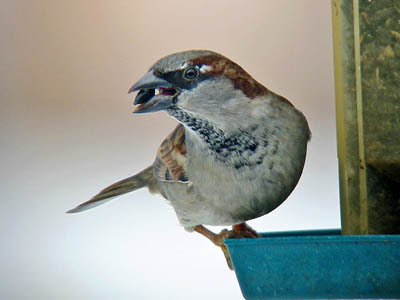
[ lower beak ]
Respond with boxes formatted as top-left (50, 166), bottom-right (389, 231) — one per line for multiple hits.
top-left (128, 70), bottom-right (176, 114)
top-left (133, 94), bottom-right (173, 114)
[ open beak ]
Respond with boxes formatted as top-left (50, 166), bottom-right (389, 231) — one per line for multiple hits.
top-left (128, 70), bottom-right (179, 114)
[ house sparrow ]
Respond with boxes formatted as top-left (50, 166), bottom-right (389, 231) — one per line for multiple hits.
top-left (68, 50), bottom-right (311, 269)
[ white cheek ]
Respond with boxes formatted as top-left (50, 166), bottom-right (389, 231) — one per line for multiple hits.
top-left (176, 79), bottom-right (238, 114)
top-left (177, 90), bottom-right (197, 110)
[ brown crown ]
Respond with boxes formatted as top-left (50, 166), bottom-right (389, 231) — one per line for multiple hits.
top-left (190, 54), bottom-right (270, 99)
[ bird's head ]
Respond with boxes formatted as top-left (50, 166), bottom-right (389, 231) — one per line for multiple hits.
top-left (129, 50), bottom-right (270, 122)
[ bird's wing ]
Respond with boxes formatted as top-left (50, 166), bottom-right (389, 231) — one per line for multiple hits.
top-left (154, 124), bottom-right (189, 183)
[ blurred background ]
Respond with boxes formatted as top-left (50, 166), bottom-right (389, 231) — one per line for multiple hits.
top-left (1, 1), bottom-right (338, 299)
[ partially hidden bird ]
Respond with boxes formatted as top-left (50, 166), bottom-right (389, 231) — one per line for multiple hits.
top-left (67, 50), bottom-right (311, 269)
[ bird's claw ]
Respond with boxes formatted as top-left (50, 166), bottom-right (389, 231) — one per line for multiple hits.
top-left (194, 224), bottom-right (260, 271)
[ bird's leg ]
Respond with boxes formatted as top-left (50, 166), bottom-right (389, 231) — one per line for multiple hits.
top-left (194, 225), bottom-right (236, 270)
top-left (194, 223), bottom-right (260, 270)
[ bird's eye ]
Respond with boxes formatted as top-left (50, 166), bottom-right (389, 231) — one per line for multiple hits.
top-left (183, 67), bottom-right (198, 80)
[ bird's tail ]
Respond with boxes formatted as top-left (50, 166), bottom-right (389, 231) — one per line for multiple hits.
top-left (67, 166), bottom-right (157, 213)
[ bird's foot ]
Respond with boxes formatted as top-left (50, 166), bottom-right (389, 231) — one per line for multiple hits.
top-left (232, 222), bottom-right (260, 238)
top-left (194, 223), bottom-right (260, 270)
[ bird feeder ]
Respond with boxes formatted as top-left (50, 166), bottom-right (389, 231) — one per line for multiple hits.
top-left (225, 1), bottom-right (400, 298)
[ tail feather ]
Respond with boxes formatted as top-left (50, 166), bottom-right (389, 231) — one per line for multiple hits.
top-left (67, 166), bottom-right (155, 213)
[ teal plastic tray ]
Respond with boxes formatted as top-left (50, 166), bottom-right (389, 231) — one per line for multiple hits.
top-left (225, 229), bottom-right (400, 299)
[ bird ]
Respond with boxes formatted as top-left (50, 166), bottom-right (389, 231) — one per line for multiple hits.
top-left (67, 50), bottom-right (311, 269)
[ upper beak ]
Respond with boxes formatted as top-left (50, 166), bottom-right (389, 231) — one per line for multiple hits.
top-left (128, 71), bottom-right (176, 114)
